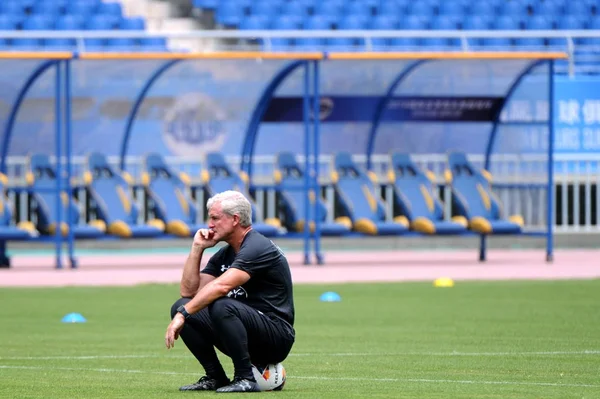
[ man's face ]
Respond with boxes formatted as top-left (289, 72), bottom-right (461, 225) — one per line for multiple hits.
top-left (208, 203), bottom-right (237, 241)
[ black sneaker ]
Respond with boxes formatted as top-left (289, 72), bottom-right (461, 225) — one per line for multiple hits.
top-left (179, 376), bottom-right (230, 391)
top-left (215, 377), bottom-right (261, 393)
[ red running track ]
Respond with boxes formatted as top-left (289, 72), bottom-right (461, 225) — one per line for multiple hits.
top-left (1, 249), bottom-right (599, 287)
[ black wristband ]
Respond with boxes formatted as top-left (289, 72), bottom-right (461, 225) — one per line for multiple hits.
top-left (177, 305), bottom-right (191, 319)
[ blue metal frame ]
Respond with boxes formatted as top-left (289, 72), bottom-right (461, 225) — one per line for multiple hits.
top-left (479, 59), bottom-right (546, 262)
top-left (547, 60), bottom-right (555, 262)
top-left (240, 60), bottom-right (307, 178)
top-left (365, 60), bottom-right (428, 170)
top-left (119, 59), bottom-right (182, 171)
top-left (312, 60), bottom-right (323, 265)
top-left (65, 60), bottom-right (76, 268)
top-left (54, 61), bottom-right (64, 269)
top-left (0, 60), bottom-right (58, 174)
top-left (302, 62), bottom-right (311, 265)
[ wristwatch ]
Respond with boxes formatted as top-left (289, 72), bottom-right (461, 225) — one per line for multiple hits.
top-left (177, 305), bottom-right (192, 319)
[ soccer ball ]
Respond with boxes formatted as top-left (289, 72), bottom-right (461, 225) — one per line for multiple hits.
top-left (251, 363), bottom-right (286, 391)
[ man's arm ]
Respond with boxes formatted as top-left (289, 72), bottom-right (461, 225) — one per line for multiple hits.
top-left (180, 246), bottom-right (206, 298)
top-left (180, 229), bottom-right (220, 298)
top-left (182, 268), bottom-right (251, 315)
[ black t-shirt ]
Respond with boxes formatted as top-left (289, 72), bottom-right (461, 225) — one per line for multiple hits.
top-left (201, 229), bottom-right (295, 325)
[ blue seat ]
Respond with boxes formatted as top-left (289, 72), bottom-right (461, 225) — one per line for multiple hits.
top-left (67, 1), bottom-right (97, 18)
top-left (298, 16), bottom-right (330, 48)
top-left (140, 37), bottom-right (168, 52)
top-left (368, 16), bottom-right (398, 49)
top-left (426, 16), bottom-right (461, 48)
top-left (240, 15), bottom-right (270, 30)
top-left (332, 15), bottom-right (367, 49)
top-left (193, 0), bottom-right (219, 10)
top-left (500, 1), bottom-right (527, 16)
top-left (391, 16), bottom-right (425, 48)
top-left (314, 2), bottom-right (343, 17)
top-left (446, 152), bottom-right (523, 235)
top-left (377, 2), bottom-right (405, 16)
top-left (32, 2), bottom-right (61, 17)
top-left (204, 152), bottom-right (281, 237)
top-left (470, 3), bottom-right (496, 16)
top-left (46, 15), bottom-right (84, 50)
top-left (14, 15), bottom-right (53, 49)
top-left (84, 16), bottom-right (115, 50)
top-left (281, 2), bottom-right (308, 17)
top-left (0, 173), bottom-right (37, 240)
top-left (408, 1), bottom-right (436, 16)
top-left (216, 2), bottom-right (243, 27)
top-left (274, 152), bottom-right (350, 236)
top-left (251, 1), bottom-right (280, 17)
top-left (439, 1), bottom-right (468, 15)
top-left (97, 1), bottom-right (122, 17)
top-left (270, 16), bottom-right (300, 49)
top-left (0, 1), bottom-right (25, 17)
top-left (143, 153), bottom-right (207, 237)
top-left (516, 16), bottom-right (552, 47)
top-left (26, 154), bottom-right (105, 239)
top-left (332, 152), bottom-right (408, 236)
top-left (108, 17), bottom-right (145, 51)
top-left (85, 152), bottom-right (164, 238)
top-left (345, 2), bottom-right (370, 16)
top-left (389, 153), bottom-right (467, 235)
top-left (483, 16), bottom-right (519, 47)
top-left (564, 2), bottom-right (590, 16)
top-left (535, 0), bottom-right (563, 16)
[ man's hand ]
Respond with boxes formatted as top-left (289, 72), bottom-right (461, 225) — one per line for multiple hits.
top-left (192, 228), bottom-right (218, 251)
top-left (165, 313), bottom-right (185, 349)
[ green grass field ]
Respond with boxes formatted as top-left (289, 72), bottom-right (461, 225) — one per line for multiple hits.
top-left (1, 280), bottom-right (599, 398)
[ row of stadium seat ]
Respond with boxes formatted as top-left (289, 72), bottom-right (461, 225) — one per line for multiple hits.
top-left (0, 151), bottom-right (523, 241)
top-left (0, 0), bottom-right (168, 51)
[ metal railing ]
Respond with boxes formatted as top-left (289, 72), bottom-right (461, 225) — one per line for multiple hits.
top-left (1, 29), bottom-right (599, 74)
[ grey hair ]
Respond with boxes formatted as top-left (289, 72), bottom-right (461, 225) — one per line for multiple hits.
top-left (207, 190), bottom-right (252, 227)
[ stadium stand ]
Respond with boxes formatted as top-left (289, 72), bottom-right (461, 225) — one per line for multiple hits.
top-left (0, 0), bottom-right (168, 51)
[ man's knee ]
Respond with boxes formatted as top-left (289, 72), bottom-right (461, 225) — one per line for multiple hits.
top-left (208, 297), bottom-right (238, 321)
top-left (170, 297), bottom-right (191, 319)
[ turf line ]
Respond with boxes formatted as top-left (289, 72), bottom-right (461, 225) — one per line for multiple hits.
top-left (1, 350), bottom-right (599, 361)
top-left (0, 365), bottom-right (597, 389)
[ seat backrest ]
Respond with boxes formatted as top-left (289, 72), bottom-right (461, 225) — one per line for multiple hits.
top-left (390, 153), bottom-right (443, 221)
top-left (333, 152), bottom-right (385, 222)
top-left (27, 153), bottom-right (80, 228)
top-left (447, 151), bottom-right (499, 220)
top-left (205, 152), bottom-right (261, 220)
top-left (144, 153), bottom-right (195, 223)
top-left (0, 173), bottom-right (12, 226)
top-left (86, 152), bottom-right (137, 224)
top-left (275, 152), bottom-right (327, 224)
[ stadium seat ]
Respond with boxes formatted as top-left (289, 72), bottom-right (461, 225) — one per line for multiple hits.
top-left (0, 173), bottom-right (37, 240)
top-left (84, 152), bottom-right (164, 238)
top-left (26, 154), bottom-right (105, 239)
top-left (143, 153), bottom-right (207, 237)
top-left (216, 2), bottom-right (244, 27)
top-left (274, 152), bottom-right (351, 236)
top-left (46, 15), bottom-right (84, 50)
top-left (446, 152), bottom-right (523, 235)
top-left (204, 152), bottom-right (282, 237)
top-left (388, 153), bottom-right (467, 235)
top-left (331, 152), bottom-right (408, 236)
top-left (516, 15), bottom-right (552, 47)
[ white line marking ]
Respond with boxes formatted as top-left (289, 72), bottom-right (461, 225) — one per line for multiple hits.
top-left (0, 365), bottom-right (597, 389)
top-left (1, 350), bottom-right (599, 361)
